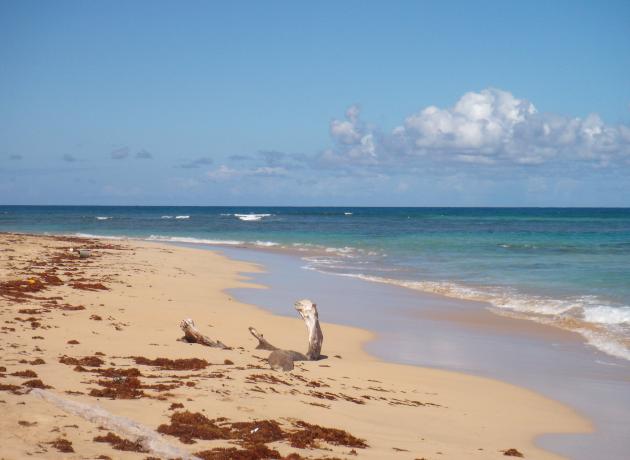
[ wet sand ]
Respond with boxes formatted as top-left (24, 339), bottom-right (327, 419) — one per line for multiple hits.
top-left (0, 233), bottom-right (592, 459)
top-left (220, 246), bottom-right (630, 460)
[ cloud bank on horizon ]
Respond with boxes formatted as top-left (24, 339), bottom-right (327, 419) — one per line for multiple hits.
top-left (208, 87), bottom-right (630, 177)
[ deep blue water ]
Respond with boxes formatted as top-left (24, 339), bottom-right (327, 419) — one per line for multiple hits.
top-left (2, 205), bottom-right (629, 359)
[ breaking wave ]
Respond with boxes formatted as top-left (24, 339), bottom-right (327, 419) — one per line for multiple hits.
top-left (314, 271), bottom-right (630, 361)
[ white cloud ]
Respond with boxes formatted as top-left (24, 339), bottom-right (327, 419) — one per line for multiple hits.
top-left (327, 105), bottom-right (378, 164)
top-left (324, 88), bottom-right (630, 169)
top-left (206, 165), bottom-right (288, 181)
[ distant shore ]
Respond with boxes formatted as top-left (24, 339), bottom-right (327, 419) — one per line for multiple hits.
top-left (1, 233), bottom-right (589, 459)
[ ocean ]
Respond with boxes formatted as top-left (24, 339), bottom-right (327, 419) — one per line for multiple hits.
top-left (2, 205), bottom-right (629, 361)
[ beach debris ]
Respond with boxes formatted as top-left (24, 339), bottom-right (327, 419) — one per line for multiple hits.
top-left (93, 432), bottom-right (149, 452)
top-left (249, 299), bottom-right (323, 372)
top-left (30, 389), bottom-right (197, 459)
top-left (59, 355), bottom-right (105, 367)
top-left (78, 249), bottom-right (91, 258)
top-left (132, 356), bottom-right (209, 370)
top-left (157, 410), bottom-right (367, 451)
top-left (49, 437), bottom-right (74, 453)
top-left (502, 448), bottom-right (525, 457)
top-left (179, 318), bottom-right (229, 349)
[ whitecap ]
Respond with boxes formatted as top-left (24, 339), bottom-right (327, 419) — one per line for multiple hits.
top-left (234, 213), bottom-right (271, 221)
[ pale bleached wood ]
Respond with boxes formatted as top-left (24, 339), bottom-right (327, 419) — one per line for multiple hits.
top-left (179, 318), bottom-right (228, 349)
top-left (295, 299), bottom-right (323, 360)
top-left (249, 299), bottom-right (323, 371)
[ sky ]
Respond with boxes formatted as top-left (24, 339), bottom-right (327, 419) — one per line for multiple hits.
top-left (1, 0), bottom-right (629, 206)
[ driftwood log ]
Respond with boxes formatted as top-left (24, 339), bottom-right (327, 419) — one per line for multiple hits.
top-left (249, 299), bottom-right (323, 371)
top-left (179, 318), bottom-right (229, 349)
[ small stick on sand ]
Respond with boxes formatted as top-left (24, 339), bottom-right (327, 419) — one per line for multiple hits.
top-left (179, 318), bottom-right (229, 349)
top-left (249, 299), bottom-right (323, 371)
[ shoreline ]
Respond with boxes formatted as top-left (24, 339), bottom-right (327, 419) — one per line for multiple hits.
top-left (0, 232), bottom-right (592, 459)
top-left (21, 230), bottom-right (629, 363)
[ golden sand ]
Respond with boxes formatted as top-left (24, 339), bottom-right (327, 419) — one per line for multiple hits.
top-left (0, 233), bottom-right (591, 459)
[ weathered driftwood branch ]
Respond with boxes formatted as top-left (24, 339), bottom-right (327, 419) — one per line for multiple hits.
top-left (179, 318), bottom-right (228, 349)
top-left (248, 327), bottom-right (278, 351)
top-left (249, 299), bottom-right (323, 371)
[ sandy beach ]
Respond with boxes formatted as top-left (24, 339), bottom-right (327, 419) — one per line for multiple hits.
top-left (0, 233), bottom-right (591, 460)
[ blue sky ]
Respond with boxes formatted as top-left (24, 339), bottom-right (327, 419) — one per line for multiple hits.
top-left (1, 0), bottom-right (629, 206)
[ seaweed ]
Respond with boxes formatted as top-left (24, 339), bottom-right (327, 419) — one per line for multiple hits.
top-left (89, 376), bottom-right (146, 399)
top-left (10, 370), bottom-right (38, 378)
top-left (22, 379), bottom-right (53, 389)
top-left (230, 420), bottom-right (285, 444)
top-left (246, 373), bottom-right (292, 386)
top-left (50, 438), bottom-right (74, 453)
top-left (0, 278), bottom-right (47, 302)
top-left (59, 355), bottom-right (104, 367)
top-left (133, 357), bottom-right (209, 371)
top-left (93, 432), bottom-right (149, 452)
top-left (195, 445), bottom-right (281, 460)
top-left (0, 383), bottom-right (22, 394)
top-left (157, 411), bottom-right (232, 444)
top-left (71, 282), bottom-right (108, 291)
top-left (288, 421), bottom-right (367, 449)
top-left (158, 412), bottom-right (368, 452)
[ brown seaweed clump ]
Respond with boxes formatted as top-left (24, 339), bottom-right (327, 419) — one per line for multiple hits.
top-left (59, 355), bottom-right (105, 367)
top-left (50, 438), bottom-right (74, 453)
top-left (22, 379), bottom-right (53, 389)
top-left (10, 370), bottom-right (38, 378)
top-left (70, 282), bottom-right (109, 291)
top-left (288, 421), bottom-right (368, 449)
top-left (157, 411), bottom-right (231, 444)
top-left (96, 367), bottom-right (143, 378)
top-left (93, 432), bottom-right (148, 452)
top-left (39, 272), bottom-right (64, 286)
top-left (89, 376), bottom-right (146, 399)
top-left (195, 445), bottom-right (282, 460)
top-left (158, 411), bottom-right (368, 452)
top-left (0, 278), bottom-right (47, 302)
top-left (0, 383), bottom-right (23, 394)
top-left (133, 357), bottom-right (209, 371)
top-left (502, 448), bottom-right (525, 457)
top-left (229, 420), bottom-right (285, 445)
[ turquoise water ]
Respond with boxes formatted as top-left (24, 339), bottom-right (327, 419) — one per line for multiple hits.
top-left (2, 206), bottom-right (629, 359)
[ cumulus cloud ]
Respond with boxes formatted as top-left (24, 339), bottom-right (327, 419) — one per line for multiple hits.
top-left (326, 104), bottom-right (378, 164)
top-left (324, 88), bottom-right (630, 169)
top-left (63, 154), bottom-right (78, 162)
top-left (110, 147), bottom-right (130, 160)
top-left (177, 157), bottom-right (214, 168)
top-left (135, 149), bottom-right (153, 159)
